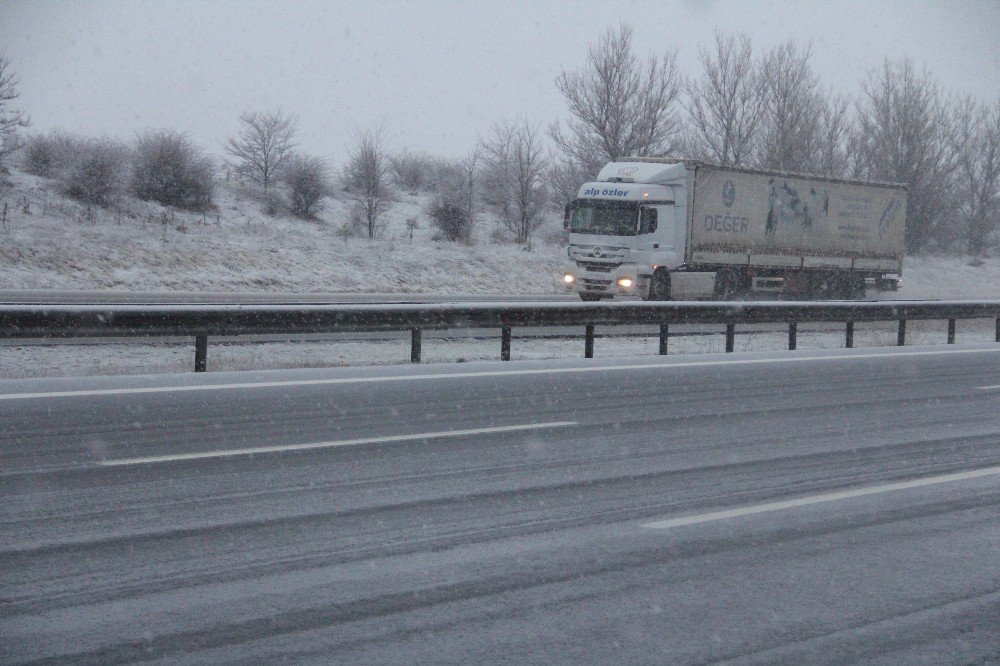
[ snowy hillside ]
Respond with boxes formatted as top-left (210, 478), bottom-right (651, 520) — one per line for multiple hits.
top-left (0, 165), bottom-right (998, 298)
top-left (0, 167), bottom-right (567, 293)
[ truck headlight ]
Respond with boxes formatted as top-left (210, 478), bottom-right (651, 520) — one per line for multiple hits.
top-left (563, 273), bottom-right (575, 284)
top-left (617, 277), bottom-right (633, 288)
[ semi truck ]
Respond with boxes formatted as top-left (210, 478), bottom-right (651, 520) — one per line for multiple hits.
top-left (562, 158), bottom-right (907, 300)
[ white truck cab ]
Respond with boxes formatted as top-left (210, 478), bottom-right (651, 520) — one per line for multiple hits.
top-left (563, 161), bottom-right (709, 301)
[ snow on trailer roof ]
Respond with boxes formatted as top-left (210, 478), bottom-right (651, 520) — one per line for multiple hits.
top-left (621, 156), bottom-right (908, 191)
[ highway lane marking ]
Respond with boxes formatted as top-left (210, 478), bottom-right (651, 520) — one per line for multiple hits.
top-left (979, 385), bottom-right (1000, 390)
top-left (2, 347), bottom-right (998, 401)
top-left (640, 465), bottom-right (1000, 531)
top-left (98, 421), bottom-right (577, 466)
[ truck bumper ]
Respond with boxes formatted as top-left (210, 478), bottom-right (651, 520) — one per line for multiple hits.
top-left (563, 262), bottom-right (645, 299)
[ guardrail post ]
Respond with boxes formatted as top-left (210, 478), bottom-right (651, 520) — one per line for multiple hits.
top-left (897, 319), bottom-right (906, 346)
top-left (725, 323), bottom-right (735, 353)
top-left (996, 317), bottom-right (1000, 343)
top-left (501, 326), bottom-right (511, 361)
top-left (788, 322), bottom-right (797, 351)
top-left (845, 321), bottom-right (854, 348)
top-left (585, 325), bottom-right (595, 358)
top-left (194, 334), bottom-right (208, 372)
top-left (659, 323), bottom-right (669, 355)
top-left (947, 318), bottom-right (956, 344)
top-left (410, 328), bottom-right (421, 363)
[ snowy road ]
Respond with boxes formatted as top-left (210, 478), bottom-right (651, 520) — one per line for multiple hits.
top-left (2, 345), bottom-right (1000, 662)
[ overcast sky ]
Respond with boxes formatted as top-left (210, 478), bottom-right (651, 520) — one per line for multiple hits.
top-left (2, 0), bottom-right (997, 164)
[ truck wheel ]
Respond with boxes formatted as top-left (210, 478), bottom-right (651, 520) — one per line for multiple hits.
top-left (807, 272), bottom-right (842, 300)
top-left (580, 293), bottom-right (603, 302)
top-left (647, 270), bottom-right (671, 301)
top-left (714, 268), bottom-right (746, 300)
top-left (846, 274), bottom-right (866, 300)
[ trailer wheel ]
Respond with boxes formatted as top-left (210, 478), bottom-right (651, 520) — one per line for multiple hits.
top-left (808, 272), bottom-right (844, 300)
top-left (646, 270), bottom-right (671, 301)
top-left (846, 274), bottom-right (867, 300)
top-left (714, 268), bottom-right (746, 300)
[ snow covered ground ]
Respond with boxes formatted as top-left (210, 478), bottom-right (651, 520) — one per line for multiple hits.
top-left (3, 166), bottom-right (999, 298)
top-left (0, 168), bottom-right (566, 293)
top-left (3, 319), bottom-right (996, 379)
top-left (1, 165), bottom-right (997, 379)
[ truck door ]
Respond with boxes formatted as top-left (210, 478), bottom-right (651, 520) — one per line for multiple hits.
top-left (638, 204), bottom-right (679, 267)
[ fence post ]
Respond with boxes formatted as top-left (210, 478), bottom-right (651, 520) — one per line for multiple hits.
top-left (659, 323), bottom-right (669, 355)
top-left (845, 321), bottom-right (854, 349)
top-left (897, 319), bottom-right (906, 346)
top-left (725, 323), bottom-right (735, 353)
top-left (788, 322), bottom-right (797, 351)
top-left (947, 318), bottom-right (956, 344)
top-left (585, 325), bottom-right (595, 358)
top-left (410, 328), bottom-right (421, 363)
top-left (194, 334), bottom-right (208, 372)
top-left (996, 317), bottom-right (1000, 343)
top-left (501, 326), bottom-right (511, 361)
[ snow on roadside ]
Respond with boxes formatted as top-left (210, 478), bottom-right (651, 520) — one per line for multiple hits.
top-left (2, 319), bottom-right (994, 379)
top-left (894, 255), bottom-right (1000, 300)
top-left (0, 167), bottom-right (566, 293)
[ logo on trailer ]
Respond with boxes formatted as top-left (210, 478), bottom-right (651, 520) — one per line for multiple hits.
top-left (723, 179), bottom-right (736, 207)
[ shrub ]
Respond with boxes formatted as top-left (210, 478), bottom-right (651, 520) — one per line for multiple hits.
top-left (283, 154), bottom-right (330, 218)
top-left (390, 150), bottom-right (438, 193)
top-left (23, 131), bottom-right (77, 178)
top-left (429, 195), bottom-right (472, 242)
top-left (131, 130), bottom-right (214, 210)
top-left (60, 138), bottom-right (129, 207)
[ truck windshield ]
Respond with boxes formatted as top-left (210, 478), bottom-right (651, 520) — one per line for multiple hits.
top-left (570, 202), bottom-right (638, 236)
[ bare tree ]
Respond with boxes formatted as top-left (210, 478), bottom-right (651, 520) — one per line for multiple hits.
top-left (225, 110), bottom-right (297, 189)
top-left (0, 56), bottom-right (30, 167)
top-left (816, 92), bottom-right (851, 177)
top-left (345, 126), bottom-right (392, 239)
top-left (683, 32), bottom-right (763, 166)
top-left (754, 41), bottom-right (824, 172)
top-left (551, 23), bottom-right (682, 175)
top-left (481, 120), bottom-right (549, 244)
top-left (853, 59), bottom-right (958, 252)
top-left (390, 150), bottom-right (438, 193)
top-left (284, 154), bottom-right (331, 219)
top-left (953, 96), bottom-right (1000, 255)
top-left (549, 156), bottom-right (594, 209)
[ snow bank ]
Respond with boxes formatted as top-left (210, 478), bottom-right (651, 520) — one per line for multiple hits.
top-left (0, 168), bottom-right (566, 293)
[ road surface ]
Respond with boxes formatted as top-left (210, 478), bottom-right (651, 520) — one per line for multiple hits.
top-left (0, 289), bottom-right (575, 305)
top-left (2, 345), bottom-right (999, 663)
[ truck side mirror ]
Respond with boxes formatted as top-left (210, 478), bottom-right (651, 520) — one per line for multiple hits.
top-left (563, 203), bottom-right (572, 230)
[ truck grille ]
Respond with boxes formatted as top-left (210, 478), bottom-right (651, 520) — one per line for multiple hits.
top-left (582, 278), bottom-right (612, 291)
top-left (579, 261), bottom-right (618, 272)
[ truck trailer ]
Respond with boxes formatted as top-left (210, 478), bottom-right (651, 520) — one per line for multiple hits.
top-left (562, 158), bottom-right (907, 301)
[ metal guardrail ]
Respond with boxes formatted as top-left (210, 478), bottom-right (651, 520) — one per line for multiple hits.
top-left (1, 300), bottom-right (999, 372)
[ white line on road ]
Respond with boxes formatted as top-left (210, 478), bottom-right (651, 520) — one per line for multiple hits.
top-left (978, 385), bottom-right (1000, 390)
top-left (2, 346), bottom-right (998, 401)
top-left (99, 421), bottom-right (577, 466)
top-left (640, 465), bottom-right (1000, 530)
